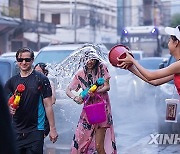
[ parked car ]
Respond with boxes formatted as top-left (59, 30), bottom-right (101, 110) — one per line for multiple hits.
top-left (131, 50), bottom-right (144, 60)
top-left (1, 52), bottom-right (16, 60)
top-left (34, 44), bottom-right (85, 65)
top-left (138, 57), bottom-right (168, 70)
top-left (114, 57), bottom-right (166, 106)
top-left (1, 51), bottom-right (38, 60)
top-left (34, 44), bottom-right (87, 100)
top-left (0, 57), bottom-right (19, 86)
top-left (155, 55), bottom-right (180, 133)
top-left (114, 68), bottom-right (137, 105)
top-left (137, 57), bottom-right (168, 97)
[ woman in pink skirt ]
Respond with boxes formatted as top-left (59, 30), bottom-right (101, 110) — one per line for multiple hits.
top-left (66, 51), bottom-right (117, 154)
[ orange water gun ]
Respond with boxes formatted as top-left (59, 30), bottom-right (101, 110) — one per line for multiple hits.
top-left (8, 84), bottom-right (25, 109)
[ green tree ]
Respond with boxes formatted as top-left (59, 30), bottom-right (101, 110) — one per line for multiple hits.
top-left (171, 13), bottom-right (180, 27)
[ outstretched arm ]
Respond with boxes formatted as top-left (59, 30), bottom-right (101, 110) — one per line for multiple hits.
top-left (128, 65), bottom-right (174, 86)
top-left (117, 52), bottom-right (180, 81)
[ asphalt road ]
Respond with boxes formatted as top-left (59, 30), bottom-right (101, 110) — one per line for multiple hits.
top-left (44, 87), bottom-right (180, 154)
top-left (111, 94), bottom-right (180, 154)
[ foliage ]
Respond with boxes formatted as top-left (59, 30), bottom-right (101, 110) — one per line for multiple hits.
top-left (171, 13), bottom-right (180, 27)
top-left (1, 5), bottom-right (20, 18)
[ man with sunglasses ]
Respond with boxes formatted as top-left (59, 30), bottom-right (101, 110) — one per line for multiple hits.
top-left (4, 47), bottom-right (58, 154)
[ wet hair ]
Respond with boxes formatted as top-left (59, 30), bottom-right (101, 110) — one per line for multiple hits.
top-left (16, 47), bottom-right (34, 60)
top-left (171, 35), bottom-right (179, 42)
top-left (84, 59), bottom-right (100, 76)
top-left (34, 62), bottom-right (49, 76)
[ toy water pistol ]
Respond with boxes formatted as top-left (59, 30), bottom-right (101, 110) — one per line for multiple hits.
top-left (80, 77), bottom-right (105, 99)
top-left (8, 84), bottom-right (25, 109)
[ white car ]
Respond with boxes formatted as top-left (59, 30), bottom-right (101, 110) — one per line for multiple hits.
top-left (34, 44), bottom-right (85, 65)
top-left (131, 50), bottom-right (144, 60)
top-left (1, 52), bottom-right (16, 60)
top-left (1, 51), bottom-right (38, 59)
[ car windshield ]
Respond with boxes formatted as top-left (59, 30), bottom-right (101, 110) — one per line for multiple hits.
top-left (34, 50), bottom-right (73, 64)
top-left (139, 58), bottom-right (164, 70)
top-left (0, 62), bottom-right (11, 85)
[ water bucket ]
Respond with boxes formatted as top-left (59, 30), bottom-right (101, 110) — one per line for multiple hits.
top-left (108, 44), bottom-right (133, 68)
top-left (84, 95), bottom-right (106, 124)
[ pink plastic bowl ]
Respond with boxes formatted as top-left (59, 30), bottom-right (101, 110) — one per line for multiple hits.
top-left (109, 44), bottom-right (133, 68)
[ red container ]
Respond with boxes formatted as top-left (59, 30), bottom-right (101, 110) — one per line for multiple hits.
top-left (109, 44), bottom-right (133, 68)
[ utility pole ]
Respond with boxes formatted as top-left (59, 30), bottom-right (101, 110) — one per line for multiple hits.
top-left (37, 0), bottom-right (40, 51)
top-left (19, 0), bottom-right (24, 19)
top-left (90, 2), bottom-right (96, 43)
top-left (69, 0), bottom-right (73, 26)
top-left (74, 0), bottom-right (77, 43)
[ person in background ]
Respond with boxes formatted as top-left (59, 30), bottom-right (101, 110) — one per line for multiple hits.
top-left (5, 47), bottom-right (58, 154)
top-left (34, 62), bottom-right (56, 137)
top-left (34, 62), bottom-right (56, 104)
top-left (66, 51), bottom-right (117, 154)
top-left (117, 25), bottom-right (180, 91)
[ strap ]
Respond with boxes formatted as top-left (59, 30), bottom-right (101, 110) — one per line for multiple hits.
top-left (78, 76), bottom-right (89, 88)
top-left (84, 93), bottom-right (104, 106)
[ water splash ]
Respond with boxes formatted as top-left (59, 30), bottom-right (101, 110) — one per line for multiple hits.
top-left (46, 44), bottom-right (108, 92)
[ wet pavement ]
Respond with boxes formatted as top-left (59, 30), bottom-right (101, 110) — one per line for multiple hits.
top-left (112, 96), bottom-right (180, 154)
top-left (122, 136), bottom-right (180, 154)
top-left (43, 88), bottom-right (180, 154)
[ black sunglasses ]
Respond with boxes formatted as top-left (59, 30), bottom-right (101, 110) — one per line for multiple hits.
top-left (17, 58), bottom-right (32, 62)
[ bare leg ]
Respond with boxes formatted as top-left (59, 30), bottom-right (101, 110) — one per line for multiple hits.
top-left (95, 127), bottom-right (106, 154)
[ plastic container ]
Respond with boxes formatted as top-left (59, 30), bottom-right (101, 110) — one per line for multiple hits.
top-left (165, 99), bottom-right (179, 123)
top-left (109, 44), bottom-right (133, 68)
top-left (84, 95), bottom-right (106, 124)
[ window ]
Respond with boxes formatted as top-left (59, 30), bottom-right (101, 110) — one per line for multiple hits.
top-left (41, 13), bottom-right (45, 22)
top-left (52, 14), bottom-right (60, 24)
top-left (34, 50), bottom-right (73, 64)
top-left (80, 16), bottom-right (86, 27)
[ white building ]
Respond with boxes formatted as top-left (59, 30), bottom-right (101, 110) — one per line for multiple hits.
top-left (24, 0), bottom-right (118, 46)
top-left (123, 0), bottom-right (143, 26)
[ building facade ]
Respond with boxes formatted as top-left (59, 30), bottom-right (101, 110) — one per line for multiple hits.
top-left (24, 0), bottom-right (118, 48)
top-left (0, 0), bottom-right (56, 53)
top-left (0, 0), bottom-right (173, 53)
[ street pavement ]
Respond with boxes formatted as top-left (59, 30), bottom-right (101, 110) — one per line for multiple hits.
top-left (122, 135), bottom-right (180, 154)
top-left (43, 88), bottom-right (180, 154)
top-left (111, 96), bottom-right (180, 154)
